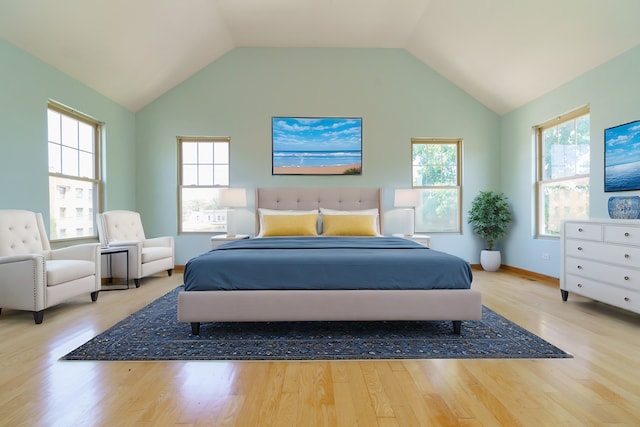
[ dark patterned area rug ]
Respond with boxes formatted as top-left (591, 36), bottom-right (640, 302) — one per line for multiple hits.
top-left (62, 286), bottom-right (572, 361)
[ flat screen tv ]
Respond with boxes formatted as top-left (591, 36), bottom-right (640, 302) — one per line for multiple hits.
top-left (272, 117), bottom-right (362, 175)
top-left (604, 119), bottom-right (640, 192)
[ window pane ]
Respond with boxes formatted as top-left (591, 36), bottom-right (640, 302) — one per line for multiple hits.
top-left (78, 122), bottom-right (94, 153)
top-left (181, 187), bottom-right (226, 232)
top-left (48, 110), bottom-right (61, 143)
top-left (411, 140), bottom-right (461, 233)
top-left (61, 115), bottom-right (78, 148)
top-left (415, 189), bottom-right (459, 233)
top-left (198, 164), bottom-right (214, 186)
top-left (48, 142), bottom-right (61, 173)
top-left (61, 146), bottom-right (78, 176)
top-left (48, 105), bottom-right (100, 241)
top-left (538, 111), bottom-right (590, 236)
top-left (426, 144), bottom-right (457, 186)
top-left (199, 142), bottom-right (214, 164)
top-left (79, 151), bottom-right (94, 178)
top-left (540, 177), bottom-right (589, 236)
top-left (183, 165), bottom-right (198, 185)
top-left (214, 142), bottom-right (229, 163)
top-left (182, 142), bottom-right (198, 164)
top-left (49, 176), bottom-right (97, 239)
top-left (214, 165), bottom-right (229, 186)
top-left (179, 137), bottom-right (230, 233)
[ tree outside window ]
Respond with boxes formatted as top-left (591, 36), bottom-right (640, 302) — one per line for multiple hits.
top-left (411, 139), bottom-right (462, 233)
top-left (537, 107), bottom-right (590, 237)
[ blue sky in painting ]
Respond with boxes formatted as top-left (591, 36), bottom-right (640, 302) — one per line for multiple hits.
top-left (605, 120), bottom-right (640, 167)
top-left (272, 117), bottom-right (362, 152)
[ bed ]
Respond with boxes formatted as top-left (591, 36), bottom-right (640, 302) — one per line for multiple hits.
top-left (178, 187), bottom-right (481, 335)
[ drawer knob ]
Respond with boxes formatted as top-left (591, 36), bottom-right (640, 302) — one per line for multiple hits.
top-left (625, 254), bottom-right (630, 259)
top-left (578, 228), bottom-right (583, 232)
top-left (577, 265), bottom-right (583, 270)
top-left (624, 276), bottom-right (630, 281)
top-left (625, 232), bottom-right (630, 237)
top-left (624, 297), bottom-right (630, 302)
top-left (577, 246), bottom-right (583, 251)
top-left (577, 283), bottom-right (583, 288)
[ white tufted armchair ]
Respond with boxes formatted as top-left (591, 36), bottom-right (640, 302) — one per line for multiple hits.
top-left (97, 210), bottom-right (174, 287)
top-left (0, 210), bottom-right (101, 324)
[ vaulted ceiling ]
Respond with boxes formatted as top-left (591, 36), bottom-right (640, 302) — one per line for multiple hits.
top-left (1, 0), bottom-right (639, 115)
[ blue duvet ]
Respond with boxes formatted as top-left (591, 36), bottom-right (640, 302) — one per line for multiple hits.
top-left (183, 236), bottom-right (472, 291)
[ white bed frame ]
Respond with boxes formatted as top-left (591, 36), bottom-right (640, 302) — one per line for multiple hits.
top-left (178, 187), bottom-right (482, 335)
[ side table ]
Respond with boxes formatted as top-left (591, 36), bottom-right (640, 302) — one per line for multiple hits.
top-left (100, 246), bottom-right (130, 290)
top-left (392, 233), bottom-right (431, 248)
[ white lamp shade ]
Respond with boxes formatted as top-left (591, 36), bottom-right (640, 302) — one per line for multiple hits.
top-left (394, 189), bottom-right (420, 208)
top-left (220, 188), bottom-right (247, 208)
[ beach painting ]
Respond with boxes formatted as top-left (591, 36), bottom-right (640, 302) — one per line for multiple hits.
top-left (272, 117), bottom-right (362, 175)
top-left (605, 119), bottom-right (640, 192)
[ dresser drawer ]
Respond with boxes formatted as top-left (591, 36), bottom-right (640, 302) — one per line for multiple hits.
top-left (565, 257), bottom-right (639, 290)
top-left (604, 224), bottom-right (640, 246)
top-left (564, 222), bottom-right (602, 241)
top-left (564, 274), bottom-right (640, 313)
top-left (565, 239), bottom-right (640, 267)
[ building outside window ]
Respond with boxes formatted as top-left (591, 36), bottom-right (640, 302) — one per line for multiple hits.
top-left (47, 102), bottom-right (101, 240)
top-left (536, 106), bottom-right (590, 237)
top-left (411, 138), bottom-right (462, 233)
top-left (178, 137), bottom-right (230, 233)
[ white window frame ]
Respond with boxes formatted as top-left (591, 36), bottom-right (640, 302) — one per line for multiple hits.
top-left (411, 138), bottom-right (462, 233)
top-left (47, 101), bottom-right (101, 242)
top-left (536, 106), bottom-right (590, 238)
top-left (178, 136), bottom-right (230, 234)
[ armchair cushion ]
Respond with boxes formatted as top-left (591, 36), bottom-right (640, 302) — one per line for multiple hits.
top-left (46, 260), bottom-right (96, 286)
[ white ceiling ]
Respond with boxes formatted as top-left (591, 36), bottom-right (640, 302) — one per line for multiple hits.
top-left (1, 0), bottom-right (639, 115)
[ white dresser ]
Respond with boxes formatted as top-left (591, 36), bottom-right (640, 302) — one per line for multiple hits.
top-left (561, 219), bottom-right (640, 314)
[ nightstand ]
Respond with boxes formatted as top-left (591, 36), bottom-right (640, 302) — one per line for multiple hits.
top-left (392, 233), bottom-right (431, 248)
top-left (211, 234), bottom-right (250, 249)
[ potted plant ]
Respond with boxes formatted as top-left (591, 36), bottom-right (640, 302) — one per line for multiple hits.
top-left (467, 191), bottom-right (512, 271)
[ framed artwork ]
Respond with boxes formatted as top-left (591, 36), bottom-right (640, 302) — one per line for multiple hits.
top-left (605, 119), bottom-right (640, 192)
top-left (272, 117), bottom-right (362, 175)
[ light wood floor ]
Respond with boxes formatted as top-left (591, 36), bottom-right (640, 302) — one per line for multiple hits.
top-left (1, 269), bottom-right (639, 426)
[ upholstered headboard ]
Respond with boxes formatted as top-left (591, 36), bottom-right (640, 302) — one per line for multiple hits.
top-left (255, 187), bottom-right (383, 233)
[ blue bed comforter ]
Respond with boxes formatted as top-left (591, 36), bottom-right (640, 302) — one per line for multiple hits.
top-left (183, 236), bottom-right (472, 291)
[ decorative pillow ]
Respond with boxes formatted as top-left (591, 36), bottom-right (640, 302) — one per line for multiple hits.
top-left (257, 208), bottom-right (319, 237)
top-left (319, 208), bottom-right (381, 235)
top-left (322, 214), bottom-right (378, 236)
top-left (261, 214), bottom-right (319, 236)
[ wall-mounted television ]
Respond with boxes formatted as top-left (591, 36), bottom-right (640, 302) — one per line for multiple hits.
top-left (604, 119), bottom-right (640, 192)
top-left (272, 117), bottom-right (362, 175)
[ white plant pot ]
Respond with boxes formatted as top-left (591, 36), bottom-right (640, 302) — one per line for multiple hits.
top-left (480, 250), bottom-right (501, 272)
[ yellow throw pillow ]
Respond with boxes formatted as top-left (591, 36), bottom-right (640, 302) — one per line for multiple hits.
top-left (322, 214), bottom-right (378, 236)
top-left (262, 214), bottom-right (319, 236)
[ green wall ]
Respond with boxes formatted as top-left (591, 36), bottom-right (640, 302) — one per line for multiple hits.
top-left (500, 45), bottom-right (640, 277)
top-left (12, 37), bottom-right (636, 275)
top-left (135, 48), bottom-right (500, 263)
top-left (0, 38), bottom-right (137, 228)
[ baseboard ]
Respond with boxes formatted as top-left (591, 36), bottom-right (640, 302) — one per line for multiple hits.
top-left (471, 264), bottom-right (559, 287)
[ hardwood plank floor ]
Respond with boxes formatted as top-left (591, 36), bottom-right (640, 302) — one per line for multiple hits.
top-left (1, 269), bottom-right (639, 426)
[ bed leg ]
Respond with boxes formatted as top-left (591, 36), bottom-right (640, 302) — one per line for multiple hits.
top-left (190, 322), bottom-right (201, 335)
top-left (452, 320), bottom-right (461, 335)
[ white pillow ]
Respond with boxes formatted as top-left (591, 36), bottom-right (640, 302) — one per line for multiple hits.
top-left (257, 208), bottom-right (319, 237)
top-left (319, 207), bottom-right (381, 235)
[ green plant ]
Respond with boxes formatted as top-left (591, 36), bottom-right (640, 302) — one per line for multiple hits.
top-left (467, 191), bottom-right (512, 251)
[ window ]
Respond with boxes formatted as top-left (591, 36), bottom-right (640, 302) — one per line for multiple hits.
top-left (178, 137), bottom-right (230, 233)
top-left (47, 102), bottom-right (101, 240)
top-left (536, 106), bottom-right (590, 237)
top-left (411, 138), bottom-right (462, 233)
